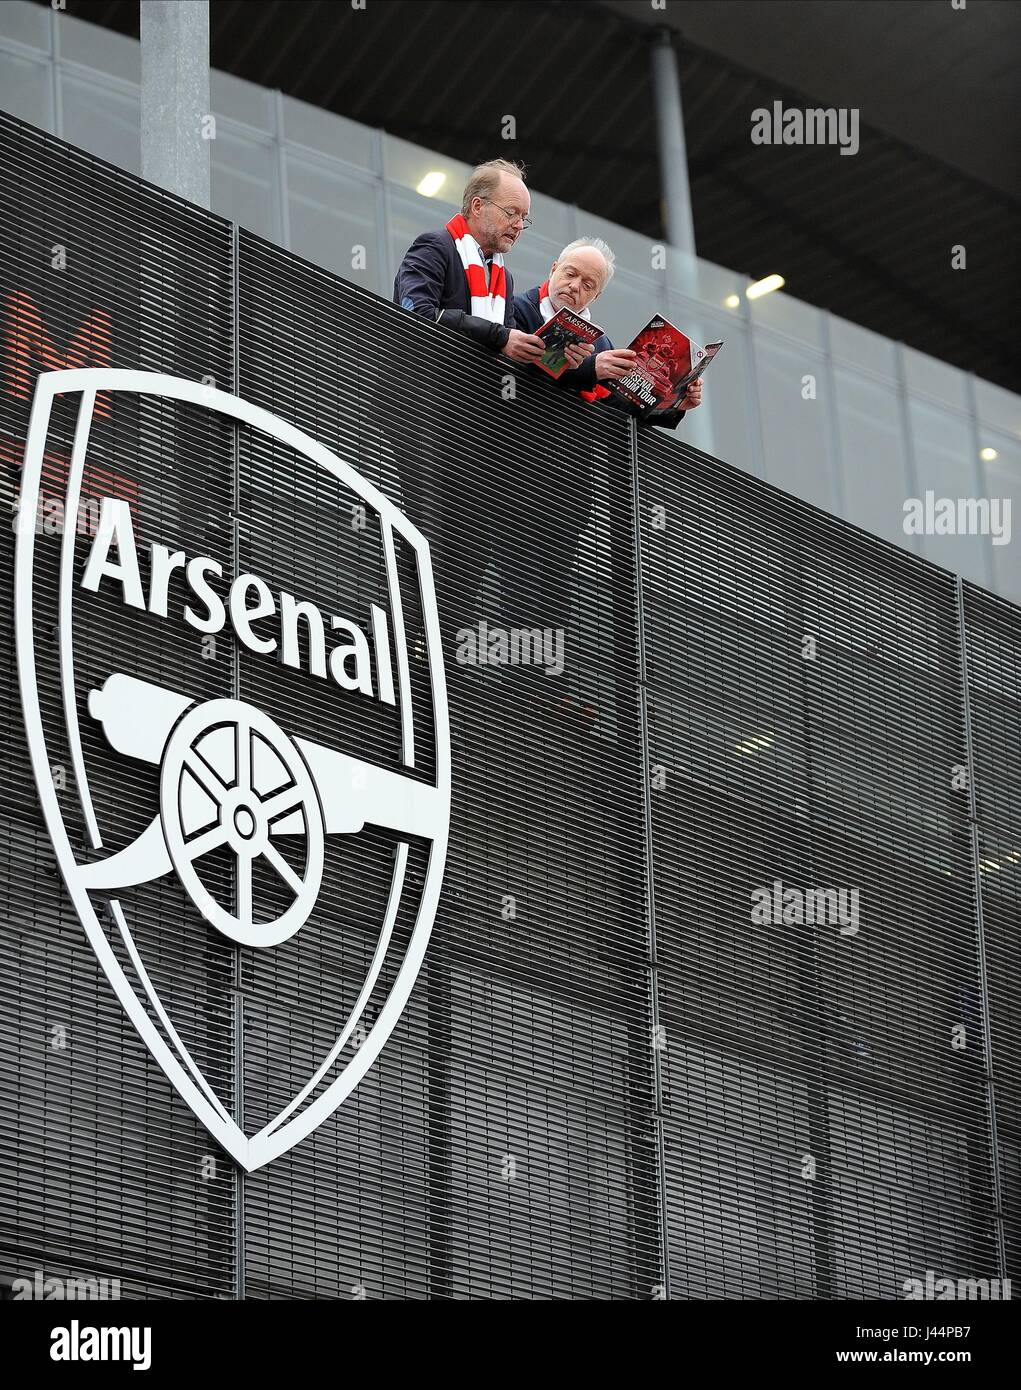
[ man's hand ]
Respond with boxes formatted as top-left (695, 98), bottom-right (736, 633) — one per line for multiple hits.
top-left (594, 349), bottom-right (638, 381)
top-left (563, 342), bottom-right (595, 370)
top-left (501, 329), bottom-right (546, 363)
top-left (680, 378), bottom-right (703, 410)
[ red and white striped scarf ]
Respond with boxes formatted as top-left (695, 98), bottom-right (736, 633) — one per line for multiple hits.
top-left (538, 278), bottom-right (610, 403)
top-left (446, 213), bottom-right (507, 323)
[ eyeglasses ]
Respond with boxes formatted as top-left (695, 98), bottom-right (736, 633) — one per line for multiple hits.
top-left (482, 197), bottom-right (532, 230)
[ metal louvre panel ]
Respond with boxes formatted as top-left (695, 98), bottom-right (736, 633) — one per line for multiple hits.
top-left (0, 112), bottom-right (237, 1299)
top-left (961, 584), bottom-right (1021, 1281)
top-left (235, 232), bottom-right (657, 1300)
top-left (638, 430), bottom-right (1006, 1299)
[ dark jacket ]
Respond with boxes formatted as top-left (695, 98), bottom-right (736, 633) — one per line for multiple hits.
top-left (514, 285), bottom-right (686, 429)
top-left (512, 285), bottom-right (612, 394)
top-left (394, 227), bottom-right (515, 352)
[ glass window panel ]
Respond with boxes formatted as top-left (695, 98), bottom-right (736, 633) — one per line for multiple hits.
top-left (282, 95), bottom-right (375, 171)
top-left (59, 72), bottom-right (140, 174)
top-left (713, 295), bottom-right (748, 334)
top-left (753, 334), bottom-right (835, 510)
top-left (286, 156), bottom-right (380, 290)
top-left (702, 328), bottom-right (759, 474)
top-left (975, 376), bottom-right (1021, 438)
top-left (210, 127), bottom-right (277, 240)
top-left (833, 367), bottom-right (914, 549)
top-left (0, 50), bottom-right (52, 130)
top-left (210, 69), bottom-right (272, 133)
top-left (907, 397), bottom-right (991, 585)
top-left (383, 133), bottom-right (471, 202)
top-left (0, 0), bottom-right (51, 51)
top-left (668, 290), bottom-right (730, 333)
top-left (978, 431), bottom-right (1021, 603)
top-left (60, 9), bottom-right (140, 82)
top-left (749, 289), bottom-right (824, 348)
top-left (525, 189), bottom-right (571, 248)
top-left (828, 315), bottom-right (897, 380)
top-left (667, 249), bottom-right (740, 306)
top-left (903, 345), bottom-right (969, 410)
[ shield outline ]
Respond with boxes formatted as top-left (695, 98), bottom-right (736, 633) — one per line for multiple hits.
top-left (15, 367), bottom-right (451, 1172)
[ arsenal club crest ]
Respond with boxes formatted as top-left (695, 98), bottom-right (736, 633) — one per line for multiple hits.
top-left (15, 368), bottom-right (450, 1172)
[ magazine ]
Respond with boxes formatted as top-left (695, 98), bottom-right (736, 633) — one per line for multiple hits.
top-left (533, 306), bottom-right (604, 379)
top-left (606, 315), bottom-right (723, 415)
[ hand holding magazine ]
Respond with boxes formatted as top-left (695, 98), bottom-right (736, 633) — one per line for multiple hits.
top-left (606, 315), bottom-right (723, 417)
top-left (532, 305), bottom-right (604, 379)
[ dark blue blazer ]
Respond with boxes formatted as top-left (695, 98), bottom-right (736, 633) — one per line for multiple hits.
top-left (394, 228), bottom-right (515, 351)
top-left (512, 285), bottom-right (612, 393)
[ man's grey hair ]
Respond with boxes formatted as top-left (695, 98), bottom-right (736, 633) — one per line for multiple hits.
top-left (558, 237), bottom-right (615, 286)
top-left (461, 159), bottom-right (527, 217)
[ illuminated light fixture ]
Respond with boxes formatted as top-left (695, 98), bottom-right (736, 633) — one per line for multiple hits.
top-left (979, 859), bottom-right (1001, 874)
top-left (416, 171), bottom-right (446, 198)
top-left (746, 274), bottom-right (785, 300)
top-left (1005, 852), bottom-right (1019, 864)
top-left (724, 294), bottom-right (741, 309)
top-left (735, 734), bottom-right (774, 756)
top-left (980, 447), bottom-right (998, 462)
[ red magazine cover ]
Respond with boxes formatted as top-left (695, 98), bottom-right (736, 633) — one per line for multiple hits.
top-left (533, 306), bottom-right (604, 379)
top-left (607, 315), bottom-right (723, 413)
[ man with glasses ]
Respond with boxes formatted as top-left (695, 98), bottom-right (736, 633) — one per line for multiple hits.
top-left (390, 159), bottom-right (594, 669)
top-left (394, 159), bottom-right (588, 369)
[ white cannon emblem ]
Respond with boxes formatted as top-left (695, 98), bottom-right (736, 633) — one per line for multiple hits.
top-left (82, 673), bottom-right (446, 950)
top-left (16, 369), bottom-right (450, 1171)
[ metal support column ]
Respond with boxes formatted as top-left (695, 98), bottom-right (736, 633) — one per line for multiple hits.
top-left (140, 0), bottom-right (211, 209)
top-left (650, 28), bottom-right (695, 258)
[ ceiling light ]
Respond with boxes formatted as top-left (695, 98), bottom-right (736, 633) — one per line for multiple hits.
top-left (723, 294), bottom-right (741, 309)
top-left (746, 274), bottom-right (785, 300)
top-left (980, 447), bottom-right (998, 462)
top-left (416, 171), bottom-right (446, 198)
